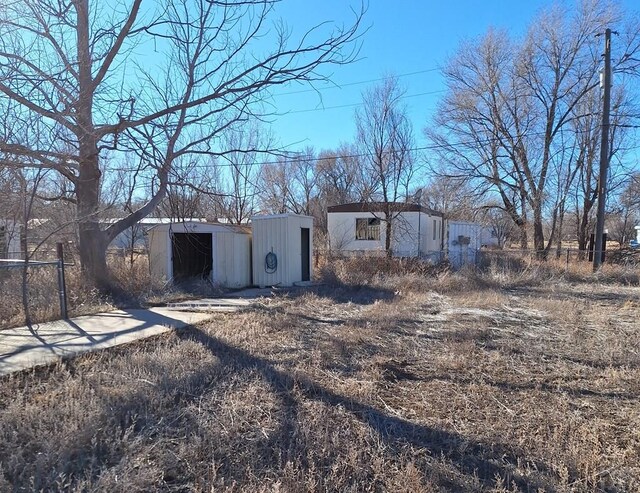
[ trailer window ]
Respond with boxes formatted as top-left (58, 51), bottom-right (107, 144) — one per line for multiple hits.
top-left (356, 218), bottom-right (380, 240)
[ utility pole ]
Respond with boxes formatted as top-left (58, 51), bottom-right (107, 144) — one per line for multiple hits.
top-left (593, 28), bottom-right (612, 270)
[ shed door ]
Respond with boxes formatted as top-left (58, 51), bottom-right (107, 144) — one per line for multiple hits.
top-left (301, 227), bottom-right (310, 282)
top-left (172, 232), bottom-right (212, 280)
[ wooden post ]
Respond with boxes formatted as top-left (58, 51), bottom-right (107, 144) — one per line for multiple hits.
top-left (594, 28), bottom-right (612, 270)
top-left (56, 242), bottom-right (68, 319)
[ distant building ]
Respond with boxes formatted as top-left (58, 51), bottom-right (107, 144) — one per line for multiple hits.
top-left (0, 220), bottom-right (22, 259)
top-left (446, 221), bottom-right (498, 268)
top-left (103, 217), bottom-right (206, 250)
top-left (327, 202), bottom-right (444, 259)
top-left (326, 202), bottom-right (499, 267)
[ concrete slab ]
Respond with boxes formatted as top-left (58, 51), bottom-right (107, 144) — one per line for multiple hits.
top-left (164, 287), bottom-right (278, 312)
top-left (0, 286), bottom-right (300, 376)
top-left (166, 298), bottom-right (253, 311)
top-left (0, 308), bottom-right (212, 376)
top-left (223, 287), bottom-right (279, 298)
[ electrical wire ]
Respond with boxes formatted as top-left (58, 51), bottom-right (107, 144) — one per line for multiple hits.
top-left (281, 90), bottom-right (445, 114)
top-left (271, 68), bottom-right (441, 97)
top-left (103, 125), bottom-right (621, 173)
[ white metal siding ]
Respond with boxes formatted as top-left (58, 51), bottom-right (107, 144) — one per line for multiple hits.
top-left (213, 232), bottom-right (251, 288)
top-left (0, 220), bottom-right (22, 259)
top-left (147, 228), bottom-right (169, 280)
top-left (327, 211), bottom-right (443, 258)
top-left (148, 222), bottom-right (251, 288)
top-left (251, 214), bottom-right (313, 287)
top-left (446, 221), bottom-right (484, 268)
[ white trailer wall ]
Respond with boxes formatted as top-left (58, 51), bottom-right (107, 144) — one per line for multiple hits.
top-left (252, 214), bottom-right (313, 287)
top-left (327, 211), bottom-right (443, 258)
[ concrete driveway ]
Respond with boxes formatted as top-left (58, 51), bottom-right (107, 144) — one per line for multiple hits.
top-left (0, 287), bottom-right (287, 376)
top-left (0, 307), bottom-right (213, 376)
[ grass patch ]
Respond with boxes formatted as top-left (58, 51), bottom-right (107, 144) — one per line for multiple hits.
top-left (1, 269), bottom-right (639, 491)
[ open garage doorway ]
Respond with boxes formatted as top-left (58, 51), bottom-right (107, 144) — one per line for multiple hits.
top-left (171, 232), bottom-right (212, 281)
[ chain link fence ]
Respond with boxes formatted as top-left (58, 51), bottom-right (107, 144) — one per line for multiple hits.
top-left (0, 244), bottom-right (68, 329)
top-left (319, 246), bottom-right (640, 271)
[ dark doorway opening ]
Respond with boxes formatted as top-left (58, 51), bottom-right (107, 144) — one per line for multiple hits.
top-left (301, 227), bottom-right (310, 282)
top-left (172, 232), bottom-right (213, 280)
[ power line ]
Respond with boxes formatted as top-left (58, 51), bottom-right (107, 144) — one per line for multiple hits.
top-left (280, 90), bottom-right (445, 115)
top-left (103, 126), bottom-right (613, 173)
top-left (272, 68), bottom-right (441, 97)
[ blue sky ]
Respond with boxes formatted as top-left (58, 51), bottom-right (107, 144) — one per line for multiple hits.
top-left (265, 0), bottom-right (639, 154)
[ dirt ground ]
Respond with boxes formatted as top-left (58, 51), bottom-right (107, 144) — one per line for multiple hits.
top-left (0, 268), bottom-right (638, 492)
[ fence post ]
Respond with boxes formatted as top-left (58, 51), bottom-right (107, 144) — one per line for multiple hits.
top-left (566, 248), bottom-right (570, 270)
top-left (56, 242), bottom-right (68, 319)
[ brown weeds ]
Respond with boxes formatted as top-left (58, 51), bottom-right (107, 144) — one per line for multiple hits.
top-left (0, 256), bottom-right (639, 491)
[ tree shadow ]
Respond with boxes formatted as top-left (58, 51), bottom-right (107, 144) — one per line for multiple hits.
top-left (0, 309), bottom-right (199, 376)
top-left (172, 326), bottom-right (553, 491)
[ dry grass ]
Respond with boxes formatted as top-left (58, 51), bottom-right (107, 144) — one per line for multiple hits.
top-left (0, 255), bottom-right (224, 329)
top-left (1, 258), bottom-right (639, 492)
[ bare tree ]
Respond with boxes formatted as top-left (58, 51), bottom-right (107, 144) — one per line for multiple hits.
top-left (421, 175), bottom-right (477, 221)
top-left (429, 1), bottom-right (639, 256)
top-left (356, 76), bottom-right (418, 256)
top-left (0, 0), bottom-right (363, 289)
top-left (217, 125), bottom-right (271, 224)
top-left (312, 144), bottom-right (368, 236)
top-left (316, 144), bottom-right (368, 206)
top-left (154, 157), bottom-right (224, 221)
top-left (286, 147), bottom-right (318, 215)
top-left (428, 29), bottom-right (531, 249)
top-left (480, 205), bottom-right (518, 249)
top-left (608, 171), bottom-right (640, 246)
top-left (259, 156), bottom-right (293, 214)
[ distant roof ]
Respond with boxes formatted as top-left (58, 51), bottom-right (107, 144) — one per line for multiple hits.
top-left (327, 202), bottom-right (443, 217)
top-left (102, 217), bottom-right (206, 225)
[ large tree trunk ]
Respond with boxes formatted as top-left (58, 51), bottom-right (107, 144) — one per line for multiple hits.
top-left (75, 0), bottom-right (113, 289)
top-left (76, 152), bottom-right (111, 289)
top-left (576, 194), bottom-right (597, 259)
top-left (78, 222), bottom-right (110, 288)
top-left (532, 204), bottom-right (546, 258)
top-left (384, 215), bottom-right (392, 258)
top-left (518, 223), bottom-right (528, 250)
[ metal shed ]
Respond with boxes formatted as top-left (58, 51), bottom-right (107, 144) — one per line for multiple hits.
top-left (251, 214), bottom-right (313, 287)
top-left (148, 221), bottom-right (251, 288)
top-left (446, 221), bottom-right (496, 268)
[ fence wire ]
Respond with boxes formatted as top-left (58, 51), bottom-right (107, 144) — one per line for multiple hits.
top-left (0, 253), bottom-right (68, 329)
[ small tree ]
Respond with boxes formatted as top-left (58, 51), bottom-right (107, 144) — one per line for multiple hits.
top-left (480, 206), bottom-right (518, 249)
top-left (356, 76), bottom-right (417, 256)
top-left (608, 172), bottom-right (640, 246)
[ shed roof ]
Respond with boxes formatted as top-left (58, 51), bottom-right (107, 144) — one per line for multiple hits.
top-left (150, 221), bottom-right (250, 234)
top-left (251, 213), bottom-right (314, 221)
top-left (327, 202), bottom-right (443, 217)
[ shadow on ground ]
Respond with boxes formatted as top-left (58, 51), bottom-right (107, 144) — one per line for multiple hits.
top-left (13, 324), bottom-right (557, 491)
